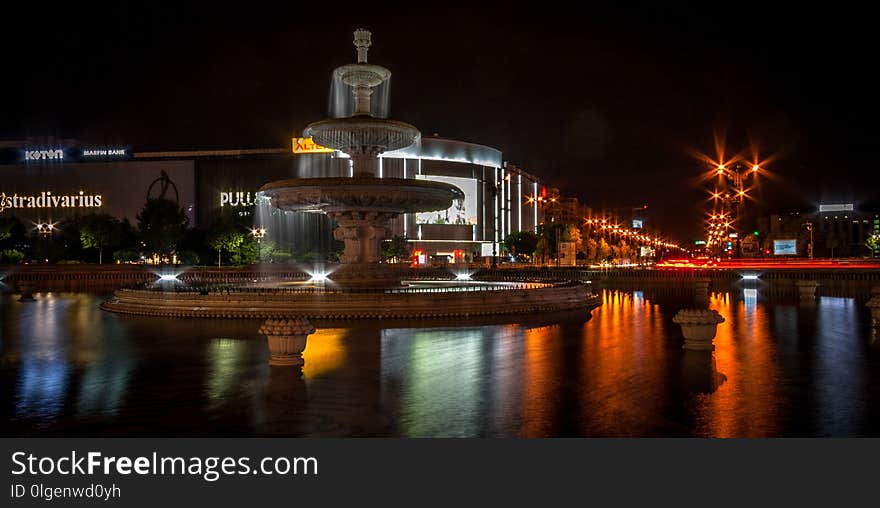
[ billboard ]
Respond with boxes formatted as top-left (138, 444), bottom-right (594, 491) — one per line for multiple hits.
top-left (819, 203), bottom-right (853, 213)
top-left (632, 219), bottom-right (643, 229)
top-left (292, 137), bottom-right (334, 154)
top-left (558, 241), bottom-right (577, 266)
top-left (415, 175), bottom-right (476, 226)
top-left (773, 239), bottom-right (797, 256)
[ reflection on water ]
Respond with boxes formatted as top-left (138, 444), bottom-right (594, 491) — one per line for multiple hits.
top-left (2, 289), bottom-right (879, 437)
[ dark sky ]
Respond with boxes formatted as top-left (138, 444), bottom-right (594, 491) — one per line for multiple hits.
top-left (3, 2), bottom-right (878, 242)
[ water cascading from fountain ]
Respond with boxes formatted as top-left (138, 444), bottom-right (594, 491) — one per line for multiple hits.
top-left (259, 28), bottom-right (463, 287)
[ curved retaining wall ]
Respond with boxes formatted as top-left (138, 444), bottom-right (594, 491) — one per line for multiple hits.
top-left (100, 283), bottom-right (598, 319)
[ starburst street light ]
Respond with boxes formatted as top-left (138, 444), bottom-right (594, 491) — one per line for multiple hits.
top-left (249, 227), bottom-right (267, 240)
top-left (701, 154), bottom-right (769, 256)
top-left (35, 222), bottom-right (56, 236)
top-left (250, 226), bottom-right (267, 262)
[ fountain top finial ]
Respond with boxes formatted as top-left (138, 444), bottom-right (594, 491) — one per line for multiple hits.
top-left (353, 28), bottom-right (372, 63)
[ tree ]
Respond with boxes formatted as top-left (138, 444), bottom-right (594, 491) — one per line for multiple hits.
top-left (503, 231), bottom-right (539, 261)
top-left (80, 214), bottom-right (122, 264)
top-left (597, 237), bottom-right (612, 261)
top-left (383, 235), bottom-right (411, 262)
top-left (137, 198), bottom-right (189, 261)
top-left (0, 219), bottom-right (12, 242)
top-left (867, 234), bottom-right (880, 258)
top-left (0, 216), bottom-right (26, 250)
top-left (561, 224), bottom-right (582, 250)
top-left (614, 239), bottom-right (632, 263)
top-left (583, 236), bottom-right (598, 261)
top-left (207, 221), bottom-right (244, 267)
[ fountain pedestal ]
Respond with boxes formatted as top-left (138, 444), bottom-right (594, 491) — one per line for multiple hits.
top-left (673, 309), bottom-right (725, 351)
top-left (258, 318), bottom-right (316, 367)
top-left (694, 278), bottom-right (710, 307)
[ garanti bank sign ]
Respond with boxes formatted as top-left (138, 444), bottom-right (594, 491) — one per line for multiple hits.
top-left (0, 191), bottom-right (104, 214)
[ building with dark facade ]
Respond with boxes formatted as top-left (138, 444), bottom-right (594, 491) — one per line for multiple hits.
top-left (0, 136), bottom-right (550, 262)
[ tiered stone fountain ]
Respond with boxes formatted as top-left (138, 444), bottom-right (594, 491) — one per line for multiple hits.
top-left (101, 29), bottom-right (599, 321)
top-left (260, 29), bottom-right (462, 288)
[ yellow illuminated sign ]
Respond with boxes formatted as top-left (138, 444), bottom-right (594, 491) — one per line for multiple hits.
top-left (0, 191), bottom-right (103, 213)
top-left (292, 137), bottom-right (334, 154)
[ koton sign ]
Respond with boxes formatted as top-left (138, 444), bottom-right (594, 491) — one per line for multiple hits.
top-left (24, 149), bottom-right (64, 161)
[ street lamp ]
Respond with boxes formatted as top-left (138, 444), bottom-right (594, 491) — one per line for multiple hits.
top-left (36, 223), bottom-right (55, 236)
top-left (250, 226), bottom-right (267, 262)
top-left (804, 221), bottom-right (814, 259)
top-left (706, 160), bottom-right (763, 256)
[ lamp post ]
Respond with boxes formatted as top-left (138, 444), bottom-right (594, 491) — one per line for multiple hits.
top-left (804, 221), bottom-right (813, 259)
top-left (250, 226), bottom-right (267, 262)
top-left (486, 179), bottom-right (498, 269)
top-left (708, 161), bottom-right (761, 256)
top-left (36, 223), bottom-right (54, 236)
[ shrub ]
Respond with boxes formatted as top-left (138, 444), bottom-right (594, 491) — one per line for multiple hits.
top-left (0, 248), bottom-right (24, 263)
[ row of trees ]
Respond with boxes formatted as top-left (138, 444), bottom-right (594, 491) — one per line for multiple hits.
top-left (0, 198), bottom-right (344, 266)
top-left (503, 225), bottom-right (647, 265)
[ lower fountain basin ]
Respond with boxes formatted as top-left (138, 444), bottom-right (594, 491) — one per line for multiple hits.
top-left (100, 281), bottom-right (599, 320)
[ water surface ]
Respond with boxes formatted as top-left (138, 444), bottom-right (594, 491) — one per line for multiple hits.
top-left (2, 289), bottom-right (878, 437)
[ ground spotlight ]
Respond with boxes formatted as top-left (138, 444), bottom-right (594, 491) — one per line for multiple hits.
top-left (309, 272), bottom-right (329, 283)
top-left (455, 271), bottom-right (472, 281)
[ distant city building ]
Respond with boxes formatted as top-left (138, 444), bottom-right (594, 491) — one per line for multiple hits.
top-left (762, 203), bottom-right (879, 257)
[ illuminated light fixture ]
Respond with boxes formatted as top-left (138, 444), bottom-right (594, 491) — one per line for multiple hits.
top-left (741, 274), bottom-right (759, 280)
top-left (309, 272), bottom-right (328, 282)
top-left (455, 271), bottom-right (472, 281)
top-left (158, 274), bottom-right (179, 282)
top-left (752, 164), bottom-right (760, 172)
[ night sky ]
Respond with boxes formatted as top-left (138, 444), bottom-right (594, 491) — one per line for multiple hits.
top-left (4, 3), bottom-right (877, 242)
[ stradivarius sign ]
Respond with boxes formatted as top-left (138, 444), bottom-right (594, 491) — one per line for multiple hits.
top-left (0, 191), bottom-right (103, 213)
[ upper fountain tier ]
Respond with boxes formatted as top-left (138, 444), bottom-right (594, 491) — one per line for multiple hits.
top-left (304, 28), bottom-right (419, 177)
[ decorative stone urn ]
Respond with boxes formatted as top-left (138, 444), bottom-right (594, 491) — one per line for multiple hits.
top-left (673, 309), bottom-right (725, 351)
top-left (867, 294), bottom-right (880, 331)
top-left (258, 318), bottom-right (316, 367)
top-left (17, 284), bottom-right (35, 302)
top-left (796, 280), bottom-right (819, 300)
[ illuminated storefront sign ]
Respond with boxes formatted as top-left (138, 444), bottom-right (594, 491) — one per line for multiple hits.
top-left (0, 191), bottom-right (103, 213)
top-left (819, 203), bottom-right (853, 213)
top-left (82, 148), bottom-right (127, 158)
top-left (292, 137), bottom-right (334, 154)
top-left (24, 149), bottom-right (64, 161)
top-left (219, 191), bottom-right (258, 207)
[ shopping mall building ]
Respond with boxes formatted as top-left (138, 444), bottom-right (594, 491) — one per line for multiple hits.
top-left (0, 136), bottom-right (549, 260)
